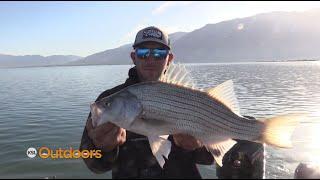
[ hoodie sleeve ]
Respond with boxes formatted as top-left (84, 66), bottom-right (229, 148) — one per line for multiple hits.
top-left (79, 78), bottom-right (137, 174)
top-left (79, 87), bottom-right (122, 173)
top-left (79, 113), bottom-right (119, 173)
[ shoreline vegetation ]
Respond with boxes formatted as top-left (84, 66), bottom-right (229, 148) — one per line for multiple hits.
top-left (0, 59), bottom-right (318, 69)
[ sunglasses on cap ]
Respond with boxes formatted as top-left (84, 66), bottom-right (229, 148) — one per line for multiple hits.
top-left (135, 48), bottom-right (169, 60)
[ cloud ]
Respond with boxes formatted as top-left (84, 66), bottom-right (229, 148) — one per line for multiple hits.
top-left (152, 1), bottom-right (195, 15)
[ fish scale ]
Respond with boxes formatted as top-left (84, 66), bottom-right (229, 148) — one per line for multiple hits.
top-left (144, 101), bottom-right (231, 136)
top-left (143, 103), bottom-right (217, 136)
top-left (146, 93), bottom-right (256, 133)
top-left (141, 82), bottom-right (257, 129)
top-left (131, 82), bottom-right (264, 140)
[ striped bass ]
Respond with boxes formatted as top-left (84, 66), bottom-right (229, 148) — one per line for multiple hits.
top-left (90, 63), bottom-right (304, 168)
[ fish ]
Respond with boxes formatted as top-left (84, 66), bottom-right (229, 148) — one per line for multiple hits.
top-left (90, 63), bottom-right (304, 168)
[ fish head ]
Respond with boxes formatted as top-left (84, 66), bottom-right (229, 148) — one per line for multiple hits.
top-left (90, 90), bottom-right (143, 128)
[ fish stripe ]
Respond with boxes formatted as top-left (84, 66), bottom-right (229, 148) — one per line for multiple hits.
top-left (141, 84), bottom-right (259, 130)
top-left (143, 99), bottom-right (260, 138)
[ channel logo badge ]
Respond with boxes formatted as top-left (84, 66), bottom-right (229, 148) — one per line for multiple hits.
top-left (26, 147), bottom-right (37, 158)
top-left (26, 146), bottom-right (103, 159)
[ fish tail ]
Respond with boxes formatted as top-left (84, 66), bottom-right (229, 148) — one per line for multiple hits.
top-left (259, 114), bottom-right (305, 148)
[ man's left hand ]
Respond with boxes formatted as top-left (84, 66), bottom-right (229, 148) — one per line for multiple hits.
top-left (173, 133), bottom-right (203, 151)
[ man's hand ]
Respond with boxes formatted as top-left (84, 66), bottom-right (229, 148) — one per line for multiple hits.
top-left (173, 133), bottom-right (203, 151)
top-left (86, 118), bottom-right (126, 152)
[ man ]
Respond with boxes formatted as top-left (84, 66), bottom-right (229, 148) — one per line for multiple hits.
top-left (79, 26), bottom-right (215, 179)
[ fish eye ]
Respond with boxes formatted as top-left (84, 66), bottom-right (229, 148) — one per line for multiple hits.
top-left (105, 102), bottom-right (111, 107)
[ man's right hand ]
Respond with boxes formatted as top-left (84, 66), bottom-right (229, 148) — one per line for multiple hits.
top-left (86, 117), bottom-right (126, 153)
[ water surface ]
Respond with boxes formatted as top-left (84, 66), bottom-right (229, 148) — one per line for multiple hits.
top-left (1, 62), bottom-right (320, 178)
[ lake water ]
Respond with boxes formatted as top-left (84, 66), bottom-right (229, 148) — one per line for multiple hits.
top-left (1, 62), bottom-right (320, 178)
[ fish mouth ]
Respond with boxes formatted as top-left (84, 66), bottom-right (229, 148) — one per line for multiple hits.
top-left (90, 103), bottom-right (102, 127)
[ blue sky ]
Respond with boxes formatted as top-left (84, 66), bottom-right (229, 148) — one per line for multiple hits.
top-left (1, 1), bottom-right (320, 57)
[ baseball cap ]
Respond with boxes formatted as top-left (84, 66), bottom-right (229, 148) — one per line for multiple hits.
top-left (133, 26), bottom-right (171, 50)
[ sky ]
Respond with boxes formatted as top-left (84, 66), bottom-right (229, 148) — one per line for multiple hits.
top-left (1, 1), bottom-right (320, 57)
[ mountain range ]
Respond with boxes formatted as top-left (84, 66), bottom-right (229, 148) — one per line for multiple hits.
top-left (0, 54), bottom-right (81, 68)
top-left (1, 9), bottom-right (320, 68)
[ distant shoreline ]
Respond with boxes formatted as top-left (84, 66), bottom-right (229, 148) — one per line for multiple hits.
top-left (255, 59), bottom-right (319, 63)
top-left (0, 59), bottom-right (318, 69)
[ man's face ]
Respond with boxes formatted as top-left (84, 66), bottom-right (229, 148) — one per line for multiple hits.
top-left (131, 42), bottom-right (174, 82)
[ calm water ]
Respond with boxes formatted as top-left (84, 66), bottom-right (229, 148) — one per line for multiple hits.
top-left (1, 62), bottom-right (320, 178)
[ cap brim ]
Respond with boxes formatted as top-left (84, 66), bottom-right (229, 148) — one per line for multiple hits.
top-left (133, 42), bottom-right (170, 50)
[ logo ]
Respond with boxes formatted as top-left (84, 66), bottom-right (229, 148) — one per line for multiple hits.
top-left (26, 146), bottom-right (102, 159)
top-left (26, 147), bottom-right (37, 158)
top-left (142, 28), bottom-right (162, 40)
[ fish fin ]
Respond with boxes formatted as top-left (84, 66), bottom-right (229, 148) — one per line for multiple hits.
top-left (205, 138), bottom-right (237, 167)
top-left (148, 135), bottom-right (172, 168)
top-left (159, 63), bottom-right (195, 89)
top-left (259, 114), bottom-right (304, 148)
top-left (159, 135), bottom-right (169, 139)
top-left (206, 80), bottom-right (241, 116)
